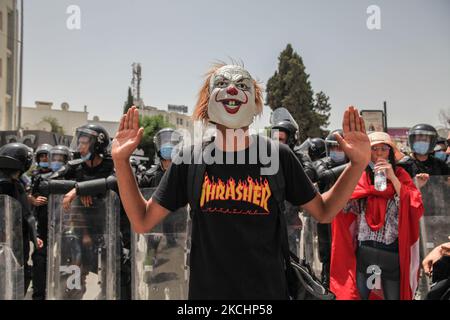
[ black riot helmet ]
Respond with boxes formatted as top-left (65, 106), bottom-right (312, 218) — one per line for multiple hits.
top-left (70, 124), bottom-right (110, 160)
top-left (270, 107), bottom-right (299, 148)
top-left (408, 124), bottom-right (438, 155)
top-left (308, 138), bottom-right (326, 161)
top-left (153, 128), bottom-right (183, 160)
top-left (35, 143), bottom-right (53, 162)
top-left (0, 143), bottom-right (34, 174)
top-left (49, 145), bottom-right (71, 163)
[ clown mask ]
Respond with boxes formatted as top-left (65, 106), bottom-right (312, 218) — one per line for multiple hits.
top-left (207, 65), bottom-right (257, 129)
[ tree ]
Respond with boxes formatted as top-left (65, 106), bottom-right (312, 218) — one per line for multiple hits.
top-left (123, 87), bottom-right (134, 114)
top-left (266, 44), bottom-right (331, 141)
top-left (138, 114), bottom-right (174, 164)
top-left (42, 116), bottom-right (64, 134)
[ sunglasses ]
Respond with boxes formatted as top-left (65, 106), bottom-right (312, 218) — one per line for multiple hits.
top-left (371, 145), bottom-right (390, 152)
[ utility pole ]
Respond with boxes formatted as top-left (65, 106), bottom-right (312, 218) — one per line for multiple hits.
top-left (383, 101), bottom-right (388, 132)
top-left (131, 63), bottom-right (143, 110)
top-left (17, 0), bottom-right (24, 132)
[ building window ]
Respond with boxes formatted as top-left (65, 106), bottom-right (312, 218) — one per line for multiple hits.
top-left (0, 58), bottom-right (2, 78)
top-left (0, 11), bottom-right (3, 32)
top-left (180, 118), bottom-right (183, 125)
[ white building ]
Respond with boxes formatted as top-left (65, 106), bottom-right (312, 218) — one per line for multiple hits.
top-left (0, 0), bottom-right (19, 130)
top-left (21, 101), bottom-right (88, 136)
top-left (87, 116), bottom-right (119, 139)
top-left (141, 105), bottom-right (193, 132)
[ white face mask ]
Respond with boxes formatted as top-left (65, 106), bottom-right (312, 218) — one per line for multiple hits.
top-left (207, 65), bottom-right (257, 129)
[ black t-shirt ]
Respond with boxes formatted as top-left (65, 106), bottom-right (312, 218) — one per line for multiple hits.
top-left (153, 138), bottom-right (317, 299)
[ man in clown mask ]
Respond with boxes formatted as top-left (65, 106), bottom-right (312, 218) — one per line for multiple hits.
top-left (112, 63), bottom-right (372, 299)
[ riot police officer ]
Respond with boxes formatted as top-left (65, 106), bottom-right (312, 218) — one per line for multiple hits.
top-left (0, 143), bottom-right (41, 296)
top-left (139, 128), bottom-right (181, 188)
top-left (313, 129), bottom-right (349, 288)
top-left (30, 145), bottom-right (71, 300)
top-left (61, 124), bottom-right (130, 299)
top-left (398, 124), bottom-right (449, 188)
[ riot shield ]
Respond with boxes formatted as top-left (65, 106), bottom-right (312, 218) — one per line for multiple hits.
top-left (415, 175), bottom-right (450, 298)
top-left (299, 211), bottom-right (322, 279)
top-left (284, 200), bottom-right (302, 258)
top-left (132, 188), bottom-right (189, 300)
top-left (0, 195), bottom-right (24, 300)
top-left (46, 191), bottom-right (120, 300)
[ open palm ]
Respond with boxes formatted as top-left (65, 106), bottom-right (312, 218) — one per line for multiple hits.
top-left (334, 106), bottom-right (371, 167)
top-left (112, 106), bottom-right (144, 161)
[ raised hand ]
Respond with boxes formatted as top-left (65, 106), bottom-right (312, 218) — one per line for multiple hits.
top-left (112, 106), bottom-right (144, 162)
top-left (334, 106), bottom-right (371, 167)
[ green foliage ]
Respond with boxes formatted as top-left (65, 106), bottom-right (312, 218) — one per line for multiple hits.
top-left (42, 116), bottom-right (64, 135)
top-left (266, 44), bottom-right (331, 141)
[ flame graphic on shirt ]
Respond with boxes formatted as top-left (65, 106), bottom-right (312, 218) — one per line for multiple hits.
top-left (199, 175), bottom-right (272, 212)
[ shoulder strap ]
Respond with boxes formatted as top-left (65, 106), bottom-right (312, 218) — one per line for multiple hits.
top-left (187, 138), bottom-right (214, 213)
top-left (258, 135), bottom-right (286, 213)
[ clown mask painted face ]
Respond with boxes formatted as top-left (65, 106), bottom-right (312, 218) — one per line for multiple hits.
top-left (207, 65), bottom-right (257, 129)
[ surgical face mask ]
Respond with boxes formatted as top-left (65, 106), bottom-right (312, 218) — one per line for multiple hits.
top-left (160, 145), bottom-right (174, 160)
top-left (38, 162), bottom-right (49, 168)
top-left (434, 151), bottom-right (447, 161)
top-left (80, 152), bottom-right (92, 162)
top-left (50, 161), bottom-right (64, 172)
top-left (413, 141), bottom-right (430, 155)
top-left (207, 65), bottom-right (257, 129)
top-left (330, 151), bottom-right (346, 163)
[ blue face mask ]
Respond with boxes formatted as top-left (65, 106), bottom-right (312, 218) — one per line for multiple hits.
top-left (50, 161), bottom-right (64, 172)
top-left (80, 152), bottom-right (92, 162)
top-left (38, 162), bottom-right (49, 168)
top-left (434, 151), bottom-right (447, 161)
top-left (160, 145), bottom-right (174, 160)
top-left (413, 141), bottom-right (430, 155)
top-left (330, 151), bottom-right (346, 163)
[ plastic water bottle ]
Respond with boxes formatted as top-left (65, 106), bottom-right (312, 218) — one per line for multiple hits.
top-left (374, 168), bottom-right (387, 191)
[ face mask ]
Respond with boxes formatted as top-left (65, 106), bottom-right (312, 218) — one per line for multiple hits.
top-left (207, 65), bottom-right (257, 129)
top-left (413, 141), bottom-right (430, 155)
top-left (330, 151), bottom-right (346, 163)
top-left (434, 151), bottom-right (447, 161)
top-left (160, 145), bottom-right (174, 160)
top-left (81, 152), bottom-right (92, 162)
top-left (38, 162), bottom-right (49, 168)
top-left (51, 161), bottom-right (64, 172)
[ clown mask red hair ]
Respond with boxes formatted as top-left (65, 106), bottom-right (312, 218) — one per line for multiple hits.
top-left (193, 64), bottom-right (263, 129)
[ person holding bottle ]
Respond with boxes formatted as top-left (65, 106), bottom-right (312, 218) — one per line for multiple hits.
top-left (330, 132), bottom-right (424, 300)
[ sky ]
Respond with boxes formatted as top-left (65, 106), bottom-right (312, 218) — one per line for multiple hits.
top-left (22, 0), bottom-right (450, 132)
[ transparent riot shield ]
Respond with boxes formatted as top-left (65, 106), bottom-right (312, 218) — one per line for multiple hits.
top-left (415, 175), bottom-right (450, 299)
top-left (0, 195), bottom-right (24, 300)
top-left (132, 188), bottom-right (189, 300)
top-left (46, 191), bottom-right (120, 300)
top-left (299, 211), bottom-right (322, 279)
top-left (284, 201), bottom-right (302, 258)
